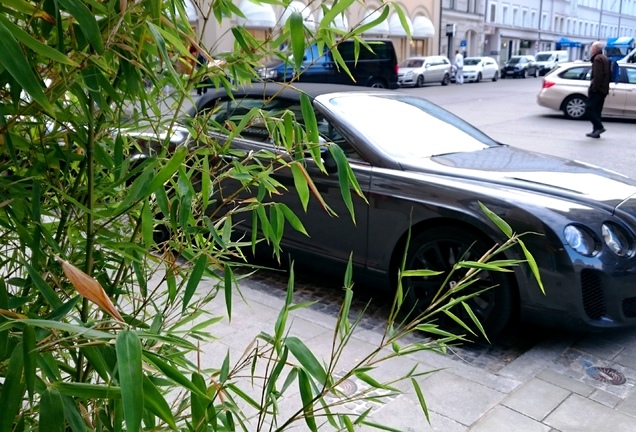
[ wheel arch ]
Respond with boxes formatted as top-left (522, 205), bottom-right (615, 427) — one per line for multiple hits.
top-left (387, 216), bottom-right (521, 313)
top-left (559, 93), bottom-right (588, 113)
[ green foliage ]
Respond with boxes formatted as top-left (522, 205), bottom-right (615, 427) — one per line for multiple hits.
top-left (0, 0), bottom-right (542, 430)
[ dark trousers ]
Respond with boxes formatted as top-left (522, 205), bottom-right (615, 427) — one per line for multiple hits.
top-left (585, 91), bottom-right (606, 131)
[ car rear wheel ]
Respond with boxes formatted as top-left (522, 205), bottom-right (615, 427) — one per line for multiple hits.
top-left (533, 69), bottom-right (538, 78)
top-left (492, 71), bottom-right (498, 82)
top-left (476, 72), bottom-right (482, 83)
top-left (522, 69), bottom-right (527, 78)
top-left (402, 226), bottom-right (516, 339)
top-left (441, 74), bottom-right (450, 86)
top-left (563, 95), bottom-right (588, 120)
top-left (368, 79), bottom-right (386, 88)
top-left (416, 75), bottom-right (424, 87)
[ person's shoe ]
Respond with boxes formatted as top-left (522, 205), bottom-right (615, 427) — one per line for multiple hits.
top-left (586, 130), bottom-right (601, 138)
top-left (598, 128), bottom-right (606, 134)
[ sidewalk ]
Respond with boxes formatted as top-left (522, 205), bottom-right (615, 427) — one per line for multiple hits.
top-left (198, 273), bottom-right (636, 431)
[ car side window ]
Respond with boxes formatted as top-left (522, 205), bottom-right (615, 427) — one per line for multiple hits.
top-left (560, 66), bottom-right (591, 80)
top-left (625, 67), bottom-right (636, 84)
top-left (317, 117), bottom-right (364, 162)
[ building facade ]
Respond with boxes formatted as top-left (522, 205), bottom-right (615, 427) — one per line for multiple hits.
top-left (185, 0), bottom-right (636, 63)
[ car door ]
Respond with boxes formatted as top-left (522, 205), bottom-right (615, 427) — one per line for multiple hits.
top-left (603, 66), bottom-right (628, 117)
top-left (199, 94), bottom-right (371, 269)
top-left (482, 59), bottom-right (496, 79)
top-left (621, 66), bottom-right (636, 117)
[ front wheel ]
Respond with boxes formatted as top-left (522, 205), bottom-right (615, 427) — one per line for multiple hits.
top-left (563, 94), bottom-right (588, 120)
top-left (416, 75), bottom-right (424, 88)
top-left (476, 72), bottom-right (482, 83)
top-left (402, 227), bottom-right (516, 339)
top-left (522, 69), bottom-right (528, 78)
top-left (492, 71), bottom-right (499, 82)
top-left (441, 74), bottom-right (450, 86)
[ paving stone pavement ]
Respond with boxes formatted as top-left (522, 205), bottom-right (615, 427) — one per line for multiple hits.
top-left (197, 267), bottom-right (636, 431)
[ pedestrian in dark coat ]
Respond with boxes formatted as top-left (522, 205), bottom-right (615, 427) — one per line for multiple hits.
top-left (585, 41), bottom-right (610, 138)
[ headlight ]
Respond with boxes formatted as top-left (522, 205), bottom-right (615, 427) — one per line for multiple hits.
top-left (602, 223), bottom-right (633, 257)
top-left (564, 225), bottom-right (598, 256)
top-left (404, 71), bottom-right (413, 78)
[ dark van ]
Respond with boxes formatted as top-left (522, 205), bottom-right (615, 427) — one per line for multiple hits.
top-left (256, 39), bottom-right (399, 89)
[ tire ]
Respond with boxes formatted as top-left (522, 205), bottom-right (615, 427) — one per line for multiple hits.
top-left (522, 69), bottom-right (527, 78)
top-left (492, 71), bottom-right (499, 82)
top-left (500, 73), bottom-right (505, 79)
top-left (533, 68), bottom-right (538, 78)
top-left (476, 72), bottom-right (482, 83)
top-left (441, 74), bottom-right (450, 86)
top-left (368, 79), bottom-right (386, 88)
top-left (416, 75), bottom-right (424, 88)
top-left (402, 226), bottom-right (515, 339)
top-left (562, 95), bottom-right (588, 120)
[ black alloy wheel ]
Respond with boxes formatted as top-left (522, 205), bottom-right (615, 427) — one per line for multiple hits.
top-left (441, 74), bottom-right (450, 86)
top-left (402, 226), bottom-right (515, 339)
top-left (476, 72), bottom-right (482, 83)
top-left (368, 79), bottom-right (386, 88)
top-left (416, 75), bottom-right (425, 87)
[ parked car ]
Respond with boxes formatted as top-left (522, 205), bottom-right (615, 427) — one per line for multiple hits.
top-left (461, 56), bottom-right (499, 82)
top-left (500, 55), bottom-right (539, 78)
top-left (256, 39), bottom-right (399, 89)
top-left (397, 56), bottom-right (451, 87)
top-left (534, 50), bottom-right (569, 76)
top-left (136, 82), bottom-right (636, 337)
top-left (537, 62), bottom-right (636, 119)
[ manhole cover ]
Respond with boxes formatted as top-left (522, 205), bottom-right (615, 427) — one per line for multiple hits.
top-left (334, 378), bottom-right (358, 396)
top-left (586, 367), bottom-right (626, 385)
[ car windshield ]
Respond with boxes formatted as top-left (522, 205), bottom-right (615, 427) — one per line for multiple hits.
top-left (318, 94), bottom-right (497, 158)
top-left (464, 58), bottom-right (481, 66)
top-left (535, 54), bottom-right (554, 61)
top-left (508, 57), bottom-right (521, 64)
top-left (399, 58), bottom-right (424, 68)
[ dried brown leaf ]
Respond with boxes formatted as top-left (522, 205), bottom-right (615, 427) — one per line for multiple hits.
top-left (57, 257), bottom-right (124, 322)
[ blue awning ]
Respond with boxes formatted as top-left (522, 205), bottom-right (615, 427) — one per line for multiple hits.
top-left (556, 37), bottom-right (581, 48)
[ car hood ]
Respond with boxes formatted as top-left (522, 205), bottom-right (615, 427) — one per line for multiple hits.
top-left (398, 146), bottom-right (636, 211)
top-left (463, 65), bottom-right (481, 71)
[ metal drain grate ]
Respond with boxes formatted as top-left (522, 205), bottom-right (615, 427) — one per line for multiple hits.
top-left (586, 367), bottom-right (626, 385)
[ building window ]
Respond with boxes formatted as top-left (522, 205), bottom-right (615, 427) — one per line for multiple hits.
top-left (531, 11), bottom-right (536, 28)
top-left (512, 7), bottom-right (518, 26)
top-left (503, 6), bottom-right (509, 25)
top-left (522, 9), bottom-right (528, 27)
top-left (489, 3), bottom-right (497, 22)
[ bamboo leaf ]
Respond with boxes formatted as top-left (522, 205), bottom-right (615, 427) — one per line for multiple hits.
top-left (320, 0), bottom-right (354, 30)
top-left (285, 336), bottom-right (327, 385)
top-left (0, 319), bottom-right (114, 340)
top-left (518, 238), bottom-right (545, 294)
top-left (288, 11), bottom-right (305, 71)
top-left (0, 343), bottom-right (25, 432)
top-left (0, 21), bottom-right (54, 113)
top-left (39, 388), bottom-right (65, 432)
top-left (23, 325), bottom-right (36, 402)
top-left (290, 162), bottom-right (310, 212)
top-left (0, 15), bottom-right (77, 66)
top-left (297, 369), bottom-right (318, 432)
top-left (224, 263), bottom-right (233, 320)
top-left (57, 0), bottom-right (104, 54)
top-left (279, 204), bottom-right (308, 236)
top-left (52, 382), bottom-right (121, 399)
top-left (479, 201), bottom-right (513, 238)
top-left (58, 257), bottom-right (124, 322)
top-left (352, 6), bottom-right (389, 36)
top-left (183, 254), bottom-right (208, 312)
top-left (146, 146), bottom-right (187, 193)
top-left (61, 395), bottom-right (87, 432)
top-left (143, 352), bottom-right (210, 399)
top-left (116, 330), bottom-right (143, 432)
top-left (353, 371), bottom-right (399, 392)
top-left (24, 263), bottom-right (62, 309)
top-left (0, 279), bottom-right (8, 360)
top-left (142, 376), bottom-right (177, 430)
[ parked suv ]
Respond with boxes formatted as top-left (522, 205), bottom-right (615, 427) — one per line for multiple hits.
top-left (397, 56), bottom-right (452, 87)
top-left (256, 39), bottom-right (399, 89)
top-left (501, 55), bottom-right (539, 78)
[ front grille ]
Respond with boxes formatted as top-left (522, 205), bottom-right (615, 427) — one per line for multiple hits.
top-left (623, 297), bottom-right (636, 318)
top-left (581, 269), bottom-right (605, 320)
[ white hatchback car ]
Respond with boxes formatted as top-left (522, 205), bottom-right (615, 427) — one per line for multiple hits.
top-left (462, 56), bottom-right (500, 82)
top-left (397, 56), bottom-right (452, 87)
top-left (537, 62), bottom-right (636, 119)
